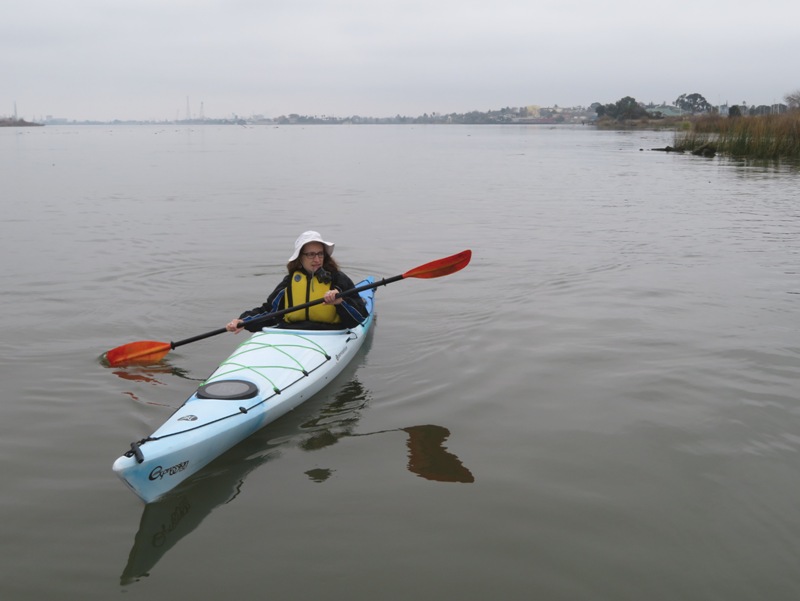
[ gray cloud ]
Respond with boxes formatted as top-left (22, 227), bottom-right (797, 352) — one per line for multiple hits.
top-left (3, 0), bottom-right (796, 121)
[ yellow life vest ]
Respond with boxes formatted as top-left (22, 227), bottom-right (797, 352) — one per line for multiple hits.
top-left (284, 271), bottom-right (341, 324)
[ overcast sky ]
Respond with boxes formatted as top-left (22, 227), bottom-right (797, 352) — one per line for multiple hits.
top-left (3, 0), bottom-right (796, 121)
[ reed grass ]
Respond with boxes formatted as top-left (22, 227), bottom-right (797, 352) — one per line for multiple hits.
top-left (674, 112), bottom-right (800, 160)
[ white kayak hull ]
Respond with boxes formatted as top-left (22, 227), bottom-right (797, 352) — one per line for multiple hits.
top-left (113, 280), bottom-right (375, 503)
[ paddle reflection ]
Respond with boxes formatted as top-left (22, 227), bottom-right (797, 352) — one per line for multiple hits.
top-left (401, 424), bottom-right (475, 484)
top-left (120, 374), bottom-right (473, 585)
top-left (108, 361), bottom-right (200, 383)
top-left (297, 381), bottom-right (473, 483)
top-left (107, 361), bottom-right (203, 404)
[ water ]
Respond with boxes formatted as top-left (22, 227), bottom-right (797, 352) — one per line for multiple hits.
top-left (1, 124), bottom-right (798, 600)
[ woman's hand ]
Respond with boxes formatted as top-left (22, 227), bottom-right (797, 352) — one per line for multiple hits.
top-left (323, 290), bottom-right (342, 305)
top-left (226, 319), bottom-right (244, 333)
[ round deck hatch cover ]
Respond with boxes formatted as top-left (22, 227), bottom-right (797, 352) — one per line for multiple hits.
top-left (196, 380), bottom-right (258, 400)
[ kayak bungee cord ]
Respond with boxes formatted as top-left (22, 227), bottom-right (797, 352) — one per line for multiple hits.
top-left (122, 329), bottom-right (363, 464)
top-left (124, 358), bottom-right (327, 462)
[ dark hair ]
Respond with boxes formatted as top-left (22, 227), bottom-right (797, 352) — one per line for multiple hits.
top-left (286, 251), bottom-right (340, 274)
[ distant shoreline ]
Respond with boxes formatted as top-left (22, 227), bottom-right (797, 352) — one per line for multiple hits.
top-left (0, 118), bottom-right (44, 127)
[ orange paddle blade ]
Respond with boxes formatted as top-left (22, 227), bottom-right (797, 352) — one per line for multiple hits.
top-left (105, 340), bottom-right (172, 367)
top-left (403, 249), bottom-right (471, 279)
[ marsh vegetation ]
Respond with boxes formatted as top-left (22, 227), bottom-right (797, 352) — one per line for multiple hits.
top-left (673, 112), bottom-right (800, 160)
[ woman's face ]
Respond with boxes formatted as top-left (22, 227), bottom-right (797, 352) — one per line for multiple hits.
top-left (299, 242), bottom-right (325, 273)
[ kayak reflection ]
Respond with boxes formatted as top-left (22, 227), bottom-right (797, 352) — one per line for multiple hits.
top-left (120, 371), bottom-right (473, 585)
top-left (119, 432), bottom-right (281, 585)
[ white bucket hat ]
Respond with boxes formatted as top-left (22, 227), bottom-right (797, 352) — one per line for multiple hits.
top-left (288, 230), bottom-right (335, 262)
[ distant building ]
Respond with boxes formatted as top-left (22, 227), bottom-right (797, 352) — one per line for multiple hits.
top-left (646, 105), bottom-right (684, 118)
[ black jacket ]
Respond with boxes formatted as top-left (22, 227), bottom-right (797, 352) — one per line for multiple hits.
top-left (239, 269), bottom-right (368, 331)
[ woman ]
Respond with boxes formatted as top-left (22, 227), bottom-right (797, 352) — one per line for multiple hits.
top-left (226, 231), bottom-right (369, 333)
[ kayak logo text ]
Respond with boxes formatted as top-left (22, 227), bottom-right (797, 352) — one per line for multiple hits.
top-left (149, 461), bottom-right (189, 481)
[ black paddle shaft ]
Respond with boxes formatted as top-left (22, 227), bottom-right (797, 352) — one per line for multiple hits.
top-left (170, 274), bottom-right (402, 349)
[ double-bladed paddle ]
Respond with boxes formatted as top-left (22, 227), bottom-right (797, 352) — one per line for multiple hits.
top-left (105, 249), bottom-right (471, 367)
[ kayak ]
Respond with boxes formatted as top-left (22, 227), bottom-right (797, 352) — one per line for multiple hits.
top-left (113, 278), bottom-right (376, 503)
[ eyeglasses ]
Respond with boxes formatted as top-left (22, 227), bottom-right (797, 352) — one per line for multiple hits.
top-left (302, 251), bottom-right (325, 259)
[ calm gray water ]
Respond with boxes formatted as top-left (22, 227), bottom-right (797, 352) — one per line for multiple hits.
top-left (1, 124), bottom-right (798, 600)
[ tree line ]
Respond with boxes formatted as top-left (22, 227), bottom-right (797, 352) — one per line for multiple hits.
top-left (594, 89), bottom-right (800, 121)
